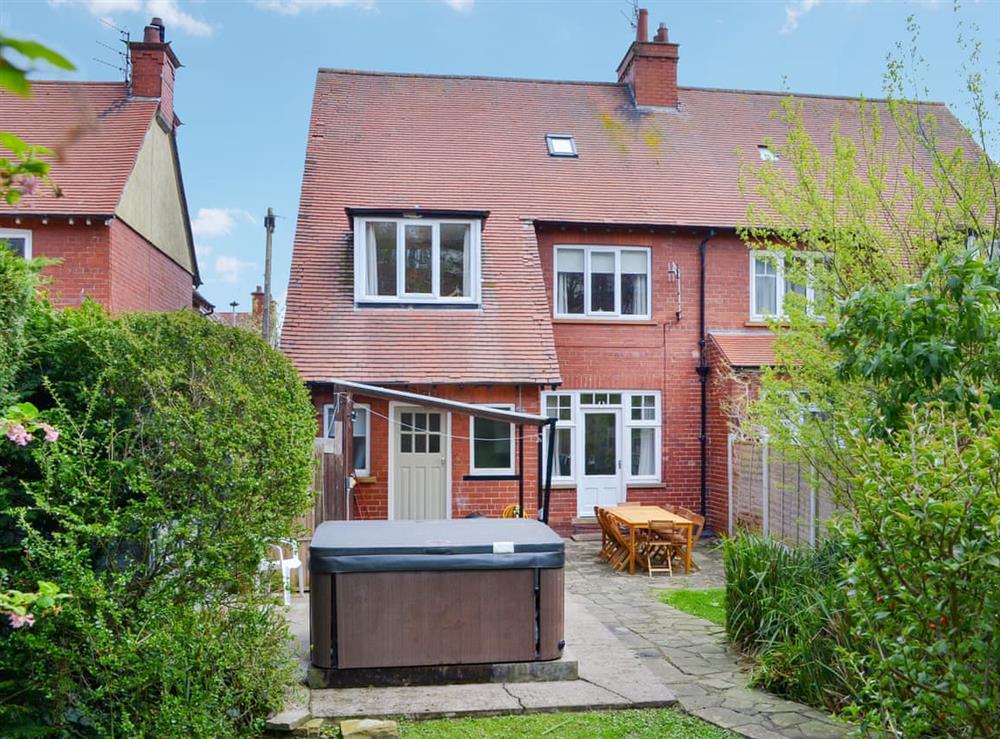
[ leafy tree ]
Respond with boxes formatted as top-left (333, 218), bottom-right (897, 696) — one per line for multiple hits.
top-left (732, 11), bottom-right (1000, 736)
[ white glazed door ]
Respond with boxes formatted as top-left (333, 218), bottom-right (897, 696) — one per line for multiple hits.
top-left (577, 409), bottom-right (623, 517)
top-left (392, 407), bottom-right (447, 519)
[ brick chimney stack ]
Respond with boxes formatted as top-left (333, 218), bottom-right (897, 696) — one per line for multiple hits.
top-left (128, 17), bottom-right (182, 127)
top-left (251, 285), bottom-right (264, 321)
top-left (617, 11), bottom-right (680, 109)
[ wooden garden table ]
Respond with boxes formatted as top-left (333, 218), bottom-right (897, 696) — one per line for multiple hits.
top-left (606, 505), bottom-right (694, 575)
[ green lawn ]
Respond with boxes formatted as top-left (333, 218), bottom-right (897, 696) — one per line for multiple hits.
top-left (397, 708), bottom-right (735, 738)
top-left (657, 588), bottom-right (726, 626)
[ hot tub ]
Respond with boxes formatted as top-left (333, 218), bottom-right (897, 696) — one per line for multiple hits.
top-left (309, 518), bottom-right (565, 672)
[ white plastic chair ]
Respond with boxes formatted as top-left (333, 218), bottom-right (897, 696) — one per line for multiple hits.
top-left (259, 539), bottom-right (304, 606)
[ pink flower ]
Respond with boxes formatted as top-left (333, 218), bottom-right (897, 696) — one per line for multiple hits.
top-left (5, 424), bottom-right (31, 446)
top-left (8, 612), bottom-right (34, 629)
top-left (16, 175), bottom-right (38, 196)
top-left (39, 423), bottom-right (59, 443)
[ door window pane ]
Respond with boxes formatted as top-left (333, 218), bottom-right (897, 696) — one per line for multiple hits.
top-left (620, 250), bottom-right (648, 316)
top-left (556, 249), bottom-right (585, 314)
top-left (590, 252), bottom-right (615, 313)
top-left (472, 416), bottom-right (512, 471)
top-left (404, 224), bottom-right (432, 294)
top-left (440, 223), bottom-right (470, 297)
top-left (630, 428), bottom-right (656, 476)
top-left (366, 222), bottom-right (397, 296)
top-left (753, 255), bottom-right (779, 316)
top-left (584, 412), bottom-right (616, 475)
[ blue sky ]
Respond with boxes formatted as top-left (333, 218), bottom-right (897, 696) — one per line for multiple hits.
top-left (3, 0), bottom-right (998, 316)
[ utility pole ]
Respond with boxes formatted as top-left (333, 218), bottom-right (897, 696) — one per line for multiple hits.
top-left (229, 301), bottom-right (238, 327)
top-left (263, 207), bottom-right (275, 346)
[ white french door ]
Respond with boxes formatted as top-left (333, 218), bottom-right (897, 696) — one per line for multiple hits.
top-left (576, 408), bottom-right (623, 517)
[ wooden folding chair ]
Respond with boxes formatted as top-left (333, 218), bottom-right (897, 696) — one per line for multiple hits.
top-left (641, 520), bottom-right (681, 577)
top-left (594, 506), bottom-right (612, 562)
top-left (602, 510), bottom-right (632, 571)
top-left (673, 507), bottom-right (705, 572)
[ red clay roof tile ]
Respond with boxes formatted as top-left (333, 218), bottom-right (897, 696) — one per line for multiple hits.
top-left (281, 70), bottom-right (972, 385)
top-left (710, 331), bottom-right (776, 368)
top-left (0, 81), bottom-right (158, 215)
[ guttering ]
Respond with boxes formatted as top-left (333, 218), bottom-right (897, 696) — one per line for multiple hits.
top-left (697, 229), bottom-right (716, 519)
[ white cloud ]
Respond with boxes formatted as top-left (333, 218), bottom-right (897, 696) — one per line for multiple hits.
top-left (442, 0), bottom-right (474, 11)
top-left (49, 0), bottom-right (212, 36)
top-left (214, 255), bottom-right (256, 284)
top-left (781, 0), bottom-right (820, 34)
top-left (191, 207), bottom-right (255, 238)
top-left (254, 0), bottom-right (374, 14)
top-left (195, 242), bottom-right (213, 258)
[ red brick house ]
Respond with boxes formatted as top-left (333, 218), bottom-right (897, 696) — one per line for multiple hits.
top-left (281, 12), bottom-right (971, 534)
top-left (0, 17), bottom-right (200, 313)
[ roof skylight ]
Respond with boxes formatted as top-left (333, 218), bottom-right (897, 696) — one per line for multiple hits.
top-left (546, 134), bottom-right (578, 158)
top-left (758, 145), bottom-right (779, 162)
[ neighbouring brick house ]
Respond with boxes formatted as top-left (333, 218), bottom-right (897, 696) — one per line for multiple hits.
top-left (0, 17), bottom-right (200, 313)
top-left (281, 10), bottom-right (972, 534)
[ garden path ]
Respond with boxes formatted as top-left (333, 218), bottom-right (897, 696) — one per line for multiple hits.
top-left (565, 539), bottom-right (849, 739)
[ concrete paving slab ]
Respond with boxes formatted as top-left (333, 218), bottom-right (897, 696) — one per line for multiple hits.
top-left (310, 683), bottom-right (520, 720)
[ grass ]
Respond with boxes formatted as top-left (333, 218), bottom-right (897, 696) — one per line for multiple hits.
top-left (396, 708), bottom-right (736, 738)
top-left (657, 588), bottom-right (726, 626)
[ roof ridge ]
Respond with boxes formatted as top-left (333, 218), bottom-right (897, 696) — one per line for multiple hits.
top-left (679, 84), bottom-right (945, 106)
top-left (317, 68), bottom-right (621, 88)
top-left (316, 68), bottom-right (946, 106)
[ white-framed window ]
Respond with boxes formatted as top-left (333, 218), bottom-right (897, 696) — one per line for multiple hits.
top-left (0, 228), bottom-right (31, 259)
top-left (469, 404), bottom-right (515, 475)
top-left (322, 403), bottom-right (371, 476)
top-left (353, 217), bottom-right (481, 305)
top-left (554, 246), bottom-right (651, 320)
top-left (749, 251), bottom-right (827, 321)
top-left (542, 393), bottom-right (575, 480)
top-left (540, 390), bottom-right (661, 483)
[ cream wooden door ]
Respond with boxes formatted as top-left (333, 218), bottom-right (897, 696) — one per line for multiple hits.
top-left (392, 407), bottom-right (448, 519)
top-left (577, 409), bottom-right (623, 517)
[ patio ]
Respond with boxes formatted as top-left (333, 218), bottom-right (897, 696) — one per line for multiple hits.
top-left (276, 537), bottom-right (847, 739)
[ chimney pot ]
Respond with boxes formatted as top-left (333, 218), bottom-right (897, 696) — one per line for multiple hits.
top-left (636, 8), bottom-right (649, 43)
top-left (654, 23), bottom-right (669, 43)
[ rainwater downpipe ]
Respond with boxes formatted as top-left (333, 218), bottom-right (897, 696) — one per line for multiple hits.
top-left (697, 229), bottom-right (716, 520)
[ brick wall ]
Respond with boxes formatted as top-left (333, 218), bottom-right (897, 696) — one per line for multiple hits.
top-left (1, 216), bottom-right (113, 308)
top-left (109, 218), bottom-right (192, 312)
top-left (1, 216), bottom-right (192, 313)
top-left (536, 225), bottom-right (764, 531)
top-left (311, 384), bottom-right (554, 528)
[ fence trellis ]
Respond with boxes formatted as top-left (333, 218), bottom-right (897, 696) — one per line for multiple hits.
top-left (727, 432), bottom-right (839, 547)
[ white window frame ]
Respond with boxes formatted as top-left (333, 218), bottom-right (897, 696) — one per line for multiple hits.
top-left (322, 402), bottom-right (371, 477)
top-left (553, 245), bottom-right (651, 321)
top-left (541, 392), bottom-right (576, 482)
top-left (353, 216), bottom-right (482, 305)
top-left (749, 251), bottom-right (825, 322)
top-left (539, 390), bottom-right (661, 484)
top-left (0, 228), bottom-right (32, 259)
top-left (469, 403), bottom-right (516, 476)
top-left (545, 133), bottom-right (578, 158)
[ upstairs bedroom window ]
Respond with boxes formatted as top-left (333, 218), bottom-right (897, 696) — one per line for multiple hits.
top-left (354, 217), bottom-right (481, 305)
top-left (750, 251), bottom-right (827, 321)
top-left (554, 245), bottom-right (651, 320)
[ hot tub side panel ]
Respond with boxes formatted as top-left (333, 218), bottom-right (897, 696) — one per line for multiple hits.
top-left (334, 569), bottom-right (538, 669)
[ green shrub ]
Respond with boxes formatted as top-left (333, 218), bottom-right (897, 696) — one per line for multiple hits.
top-left (0, 298), bottom-right (316, 736)
top-left (723, 533), bottom-right (858, 712)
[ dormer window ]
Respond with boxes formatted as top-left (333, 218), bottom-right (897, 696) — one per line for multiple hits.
top-left (546, 134), bottom-right (578, 158)
top-left (354, 216), bottom-right (481, 305)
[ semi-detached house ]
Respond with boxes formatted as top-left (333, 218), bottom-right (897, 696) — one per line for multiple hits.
top-left (281, 11), bottom-right (971, 535)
